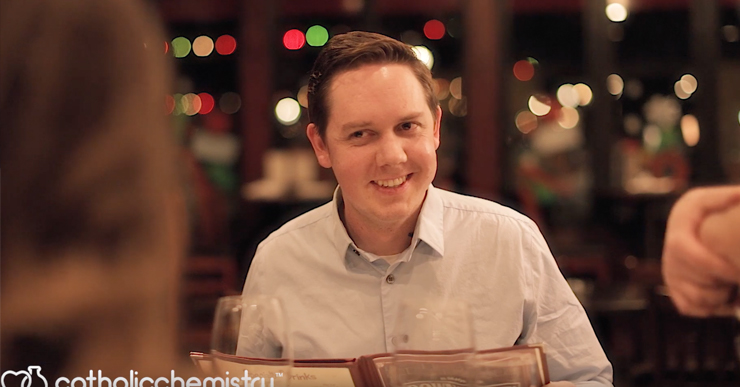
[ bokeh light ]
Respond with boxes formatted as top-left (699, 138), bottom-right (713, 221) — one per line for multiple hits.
top-left (423, 20), bottom-right (446, 40)
top-left (165, 95), bottom-right (175, 115)
top-left (183, 93), bottom-right (202, 116)
top-left (624, 113), bottom-right (642, 135)
top-left (164, 41), bottom-right (169, 54)
top-left (528, 95), bottom-right (551, 116)
top-left (680, 114), bottom-right (700, 147)
top-left (275, 97), bottom-right (302, 125)
top-left (606, 3), bottom-right (628, 22)
top-left (573, 83), bottom-right (593, 106)
top-left (723, 25), bottom-right (739, 42)
top-left (198, 93), bottom-right (215, 114)
top-left (412, 45), bottom-right (434, 70)
top-left (220, 92), bottom-right (241, 114)
top-left (193, 36), bottom-right (214, 57)
top-left (174, 93), bottom-right (186, 115)
top-left (674, 81), bottom-right (691, 100)
top-left (283, 29), bottom-right (306, 50)
top-left (448, 96), bottom-right (467, 117)
top-left (434, 78), bottom-right (450, 100)
top-left (556, 84), bottom-right (579, 108)
top-left (607, 74), bottom-right (624, 96)
top-left (643, 124), bottom-right (662, 151)
top-left (515, 110), bottom-right (538, 134)
top-left (215, 35), bottom-right (237, 55)
top-left (306, 25), bottom-right (329, 47)
top-left (679, 74), bottom-right (698, 94)
top-left (624, 79), bottom-right (644, 99)
top-left (297, 85), bottom-right (309, 108)
top-left (400, 30), bottom-right (424, 45)
top-left (449, 77), bottom-right (463, 100)
top-left (558, 107), bottom-right (580, 129)
top-left (513, 60), bottom-right (535, 81)
top-left (446, 18), bottom-right (462, 38)
top-left (171, 37), bottom-right (191, 58)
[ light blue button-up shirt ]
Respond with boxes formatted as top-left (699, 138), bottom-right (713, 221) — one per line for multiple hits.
top-left (242, 185), bottom-right (613, 386)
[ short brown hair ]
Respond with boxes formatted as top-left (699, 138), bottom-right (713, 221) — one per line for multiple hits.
top-left (307, 31), bottom-right (438, 137)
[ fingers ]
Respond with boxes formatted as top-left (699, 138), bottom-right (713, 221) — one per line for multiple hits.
top-left (667, 280), bottom-right (737, 317)
top-left (663, 232), bottom-right (740, 285)
top-left (681, 186), bottom-right (740, 217)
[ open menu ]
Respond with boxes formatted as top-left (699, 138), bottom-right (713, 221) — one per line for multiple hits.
top-left (190, 344), bottom-right (549, 387)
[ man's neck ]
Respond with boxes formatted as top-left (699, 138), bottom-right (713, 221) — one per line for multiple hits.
top-left (341, 208), bottom-right (418, 256)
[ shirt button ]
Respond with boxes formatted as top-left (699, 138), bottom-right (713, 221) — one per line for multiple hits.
top-left (386, 274), bottom-right (395, 284)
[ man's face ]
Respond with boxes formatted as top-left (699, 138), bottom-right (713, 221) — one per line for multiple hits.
top-left (307, 63), bottom-right (441, 228)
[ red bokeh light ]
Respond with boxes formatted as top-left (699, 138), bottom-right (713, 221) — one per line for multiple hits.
top-left (215, 35), bottom-right (237, 55)
top-left (283, 29), bottom-right (305, 50)
top-left (164, 41), bottom-right (169, 54)
top-left (423, 20), bottom-right (446, 40)
top-left (165, 95), bottom-right (175, 115)
top-left (198, 93), bottom-right (215, 115)
top-left (513, 60), bottom-right (535, 81)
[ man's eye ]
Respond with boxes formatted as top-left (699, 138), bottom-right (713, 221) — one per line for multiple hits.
top-left (401, 122), bottom-right (417, 130)
top-left (351, 131), bottom-right (364, 138)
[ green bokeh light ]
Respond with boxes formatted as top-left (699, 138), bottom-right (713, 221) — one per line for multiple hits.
top-left (306, 25), bottom-right (329, 47)
top-left (172, 37), bottom-right (191, 58)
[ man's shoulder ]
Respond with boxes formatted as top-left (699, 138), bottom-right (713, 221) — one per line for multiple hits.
top-left (437, 188), bottom-right (532, 222)
top-left (258, 201), bottom-right (334, 248)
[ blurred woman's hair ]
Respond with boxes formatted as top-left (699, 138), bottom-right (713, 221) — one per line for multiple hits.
top-left (1, 0), bottom-right (183, 376)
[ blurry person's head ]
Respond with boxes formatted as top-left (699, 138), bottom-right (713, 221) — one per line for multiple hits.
top-left (1, 0), bottom-right (183, 376)
top-left (305, 32), bottom-right (442, 238)
top-left (306, 31), bottom-right (439, 138)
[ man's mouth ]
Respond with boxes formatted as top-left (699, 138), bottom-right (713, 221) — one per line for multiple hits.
top-left (373, 174), bottom-right (410, 188)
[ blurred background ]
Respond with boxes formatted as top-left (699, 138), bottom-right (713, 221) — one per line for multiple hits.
top-left (159, 0), bottom-right (740, 385)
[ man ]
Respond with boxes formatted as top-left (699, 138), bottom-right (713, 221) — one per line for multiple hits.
top-left (662, 185), bottom-right (740, 317)
top-left (243, 31), bottom-right (612, 386)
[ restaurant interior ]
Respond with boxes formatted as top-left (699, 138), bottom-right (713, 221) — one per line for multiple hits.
top-left (158, 0), bottom-right (740, 385)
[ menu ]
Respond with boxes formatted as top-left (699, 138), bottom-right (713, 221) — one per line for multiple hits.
top-left (190, 343), bottom-right (549, 387)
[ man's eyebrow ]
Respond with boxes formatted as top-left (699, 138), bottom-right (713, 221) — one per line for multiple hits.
top-left (398, 112), bottom-right (425, 122)
top-left (340, 121), bottom-right (373, 131)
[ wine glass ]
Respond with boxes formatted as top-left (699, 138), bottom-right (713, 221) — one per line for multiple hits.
top-left (389, 298), bottom-right (476, 387)
top-left (210, 295), bottom-right (293, 387)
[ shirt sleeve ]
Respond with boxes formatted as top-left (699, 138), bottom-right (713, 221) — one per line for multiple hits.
top-left (518, 222), bottom-right (614, 386)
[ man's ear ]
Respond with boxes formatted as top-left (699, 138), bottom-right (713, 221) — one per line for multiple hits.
top-left (433, 105), bottom-right (442, 150)
top-left (307, 123), bottom-right (332, 168)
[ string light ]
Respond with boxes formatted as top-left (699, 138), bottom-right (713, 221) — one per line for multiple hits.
top-left (215, 35), bottom-right (237, 55)
top-left (193, 36), bottom-right (214, 57)
top-left (423, 20), bottom-right (445, 40)
top-left (171, 37), bottom-right (191, 58)
top-left (283, 29), bottom-right (305, 50)
top-left (411, 46), bottom-right (434, 70)
top-left (198, 93), bottom-right (215, 115)
top-left (513, 60), bottom-right (535, 81)
top-left (306, 25), bottom-right (329, 47)
top-left (275, 98), bottom-right (301, 125)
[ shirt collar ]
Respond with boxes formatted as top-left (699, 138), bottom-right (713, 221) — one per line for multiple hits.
top-left (329, 184), bottom-right (446, 258)
top-left (414, 184), bottom-right (445, 257)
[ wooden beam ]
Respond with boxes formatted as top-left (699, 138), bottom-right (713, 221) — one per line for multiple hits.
top-left (463, 0), bottom-right (507, 200)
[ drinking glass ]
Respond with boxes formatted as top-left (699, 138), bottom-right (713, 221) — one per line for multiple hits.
top-left (210, 295), bottom-right (292, 386)
top-left (389, 298), bottom-right (476, 387)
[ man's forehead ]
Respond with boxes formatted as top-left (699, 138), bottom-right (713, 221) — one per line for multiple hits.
top-left (329, 62), bottom-right (410, 90)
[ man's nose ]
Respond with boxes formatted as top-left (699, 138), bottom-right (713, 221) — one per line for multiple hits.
top-left (376, 134), bottom-right (408, 167)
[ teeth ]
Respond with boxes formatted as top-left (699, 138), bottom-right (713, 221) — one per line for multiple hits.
top-left (376, 176), bottom-right (407, 188)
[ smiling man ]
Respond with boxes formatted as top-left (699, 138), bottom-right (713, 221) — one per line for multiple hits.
top-left (242, 31), bottom-right (612, 386)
